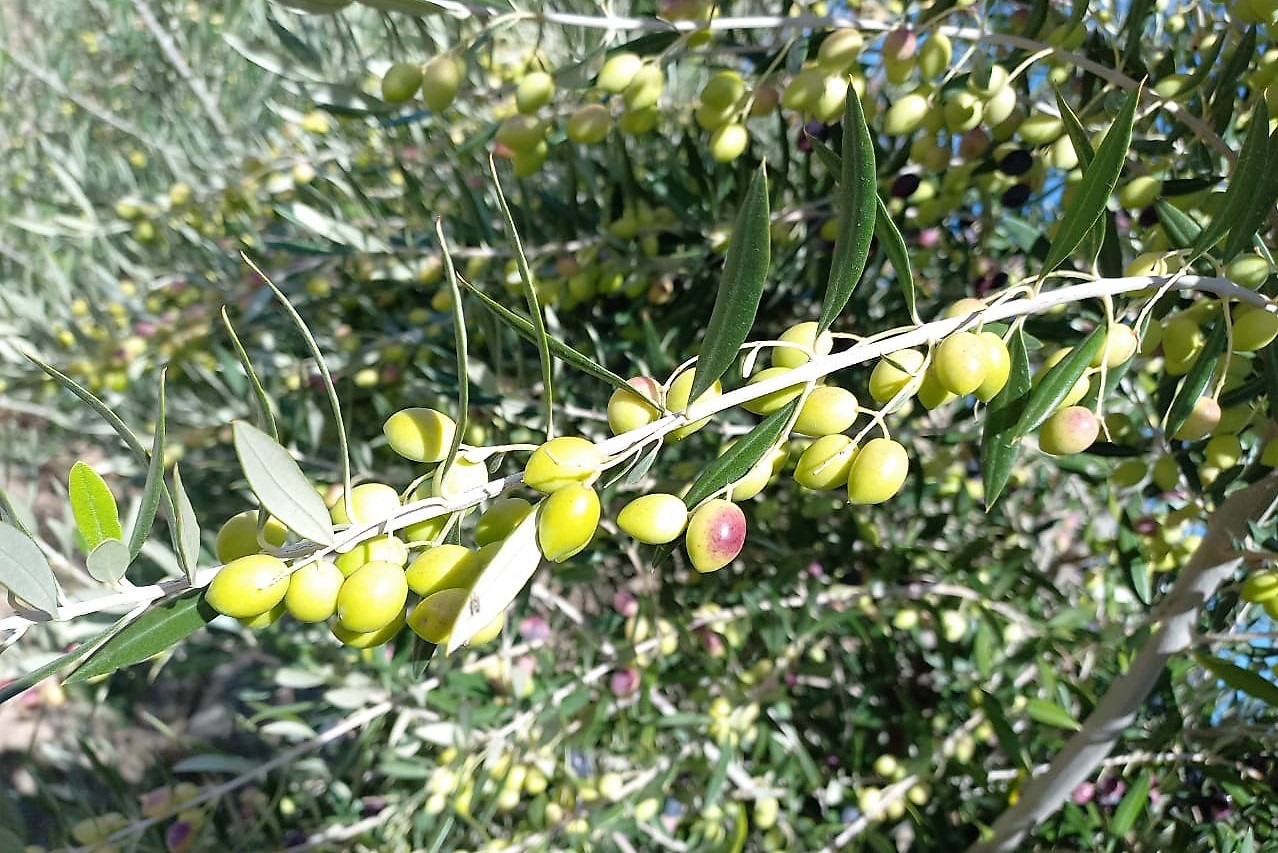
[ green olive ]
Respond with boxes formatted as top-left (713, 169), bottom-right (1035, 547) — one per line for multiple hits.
top-left (536, 483), bottom-right (601, 562)
top-left (405, 544), bottom-right (482, 597)
top-left (524, 436), bottom-right (602, 494)
top-left (336, 560), bottom-right (409, 633)
top-left (284, 559), bottom-right (344, 623)
top-left (205, 554), bottom-right (290, 619)
top-left (617, 493), bottom-right (689, 544)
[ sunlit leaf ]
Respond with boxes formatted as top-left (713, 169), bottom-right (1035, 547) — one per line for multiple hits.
top-left (875, 195), bottom-right (917, 324)
top-left (128, 371), bottom-right (168, 561)
top-left (447, 509), bottom-right (540, 653)
top-left (232, 421), bottom-right (333, 546)
top-left (85, 538), bottom-right (130, 586)
top-left (1025, 697), bottom-right (1081, 731)
top-left (171, 464), bottom-right (202, 578)
top-left (1197, 653), bottom-right (1278, 707)
top-left (68, 461), bottom-right (123, 553)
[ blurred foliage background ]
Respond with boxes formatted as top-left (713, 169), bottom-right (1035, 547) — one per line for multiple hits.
top-left (2, 0), bottom-right (1278, 851)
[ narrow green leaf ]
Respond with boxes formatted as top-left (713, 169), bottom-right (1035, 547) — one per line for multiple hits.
top-left (490, 158), bottom-right (555, 435)
top-left (446, 508), bottom-right (540, 653)
top-left (818, 92), bottom-right (876, 333)
top-left (1054, 89), bottom-right (1095, 171)
top-left (0, 522), bottom-right (58, 616)
top-left (68, 461), bottom-right (123, 552)
top-left (0, 629), bottom-right (112, 703)
top-left (875, 195), bottom-right (917, 324)
top-left (982, 691), bottom-right (1030, 770)
top-left (171, 464), bottom-right (202, 578)
top-left (1012, 326), bottom-right (1106, 438)
top-left (1194, 99), bottom-right (1270, 257)
top-left (1164, 319), bottom-right (1226, 439)
top-left (1025, 697), bottom-right (1081, 731)
top-left (1110, 770), bottom-right (1151, 835)
top-left (26, 354), bottom-right (147, 459)
top-left (221, 308), bottom-right (278, 441)
top-left (1040, 86), bottom-right (1141, 276)
top-left (66, 591), bottom-right (217, 684)
top-left (437, 221), bottom-right (470, 487)
top-left (1197, 654), bottom-right (1278, 707)
top-left (1228, 129), bottom-right (1278, 260)
top-left (459, 278), bottom-right (636, 396)
top-left (86, 538), bottom-right (131, 585)
top-left (726, 802), bottom-right (748, 853)
top-left (1130, 555), bottom-right (1152, 605)
top-left (689, 163), bottom-right (771, 403)
top-left (232, 421), bottom-right (333, 546)
top-left (1208, 27), bottom-right (1258, 133)
top-left (128, 371), bottom-right (167, 561)
top-left (1154, 199), bottom-right (1203, 249)
top-left (982, 327), bottom-right (1033, 508)
top-left (277, 202), bottom-right (390, 253)
top-left (684, 400), bottom-right (800, 509)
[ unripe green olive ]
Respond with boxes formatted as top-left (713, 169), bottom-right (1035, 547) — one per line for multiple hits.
top-left (883, 93), bottom-right (930, 135)
top-left (524, 436), bottom-right (602, 494)
top-left (620, 105), bottom-right (661, 135)
top-left (1110, 459), bottom-right (1147, 487)
top-left (696, 101), bottom-right (735, 131)
top-left (336, 560), bottom-right (409, 633)
top-left (794, 434), bottom-right (858, 490)
top-left (700, 70), bottom-right (746, 109)
top-left (617, 493), bottom-right (689, 544)
top-left (537, 483), bottom-right (600, 562)
top-left (934, 332), bottom-right (990, 395)
top-left (982, 85), bottom-right (1018, 127)
top-left (475, 497), bottom-right (534, 546)
top-left (1241, 570), bottom-right (1278, 604)
top-left (968, 63), bottom-right (1010, 98)
top-left (943, 91), bottom-right (983, 133)
top-left (1228, 253), bottom-right (1273, 288)
top-left (381, 62), bottom-right (423, 103)
top-left (406, 544), bottom-right (481, 597)
top-left (608, 377), bottom-right (663, 435)
top-left (566, 104), bottom-right (611, 144)
top-left (1036, 348), bottom-right (1091, 408)
top-left (869, 349), bottom-right (927, 402)
top-left (666, 369), bottom-right (722, 440)
top-left (1232, 307), bottom-right (1278, 352)
top-left (597, 52), bottom-right (643, 93)
top-left (1152, 454), bottom-right (1180, 490)
top-left (237, 600), bottom-right (284, 629)
top-left (1017, 114), bottom-right (1063, 146)
top-left (285, 559), bottom-right (344, 623)
top-left (331, 482), bottom-right (401, 526)
top-left (205, 554), bottom-right (290, 619)
top-left (847, 438), bottom-right (909, 504)
top-left (335, 534), bottom-right (409, 576)
top-left (729, 445), bottom-right (788, 500)
top-left (1038, 406), bottom-right (1100, 455)
top-left (420, 56), bottom-right (461, 112)
top-left (515, 71), bottom-right (555, 113)
top-left (709, 124), bottom-right (749, 163)
top-left (215, 510), bottom-right (289, 564)
top-left (623, 64), bottom-right (664, 110)
top-left (1173, 396), bottom-right (1222, 440)
top-left (917, 33), bottom-right (952, 80)
top-left (782, 66), bottom-right (826, 112)
top-left (817, 29), bottom-right (863, 72)
top-left (1204, 433), bottom-right (1243, 469)
top-left (468, 610), bottom-right (506, 646)
top-left (741, 367), bottom-right (805, 415)
top-left (793, 386), bottom-right (859, 436)
top-left (333, 611), bottom-right (404, 648)
top-left (772, 321), bottom-right (834, 369)
top-left (1091, 324), bottom-right (1139, 367)
top-left (495, 114), bottom-right (547, 152)
top-left (407, 588), bottom-right (468, 645)
top-left (1118, 176), bottom-right (1161, 209)
top-left (811, 75), bottom-right (849, 123)
top-left (685, 499), bottom-right (747, 573)
top-left (433, 455), bottom-right (490, 498)
top-left (975, 332), bottom-right (1012, 402)
top-left (383, 407), bottom-right (457, 463)
top-left (917, 366), bottom-right (956, 410)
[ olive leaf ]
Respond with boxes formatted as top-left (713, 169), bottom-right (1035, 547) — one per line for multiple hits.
top-left (232, 421), bottom-right (334, 547)
top-left (981, 327), bottom-right (1032, 508)
top-left (66, 591), bottom-right (218, 684)
top-left (0, 522), bottom-right (59, 617)
top-left (446, 508), bottom-right (540, 653)
top-left (818, 89), bottom-right (877, 333)
top-left (68, 461), bottom-right (123, 553)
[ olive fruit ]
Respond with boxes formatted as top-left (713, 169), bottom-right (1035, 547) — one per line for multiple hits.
top-left (618, 493), bottom-right (689, 544)
top-left (917, 366), bottom-right (956, 410)
top-left (869, 349), bottom-right (926, 402)
top-left (467, 610), bottom-right (506, 646)
top-left (934, 332), bottom-right (990, 396)
top-left (475, 497), bottom-right (534, 546)
top-left (335, 534), bottom-right (409, 576)
top-left (607, 376), bottom-right (663, 435)
top-left (1038, 406), bottom-right (1100, 455)
top-left (883, 92), bottom-right (929, 136)
top-left (1173, 396), bottom-right (1222, 440)
top-left (975, 332), bottom-right (1012, 402)
top-left (239, 601), bottom-right (286, 629)
top-left (685, 499), bottom-right (747, 573)
top-left (205, 554), bottom-right (290, 619)
top-left (700, 70), bottom-right (746, 109)
top-left (709, 124), bottom-right (749, 163)
top-left (336, 560), bottom-right (409, 633)
top-left (729, 445), bottom-right (788, 500)
top-left (215, 510), bottom-right (289, 564)
top-left (1118, 176), bottom-right (1161, 209)
top-left (537, 483), bottom-right (601, 562)
top-left (741, 367), bottom-right (805, 415)
top-left (793, 386), bottom-right (859, 436)
top-left (1204, 433), bottom-right (1243, 469)
top-left (1228, 253), bottom-right (1273, 288)
top-left (332, 612), bottom-right (404, 648)
top-left (331, 482), bottom-right (401, 526)
top-left (419, 56), bottom-right (461, 112)
top-left (794, 435), bottom-right (858, 490)
top-left (284, 559), bottom-right (344, 623)
top-left (816, 29), bottom-right (863, 71)
top-left (1241, 570), bottom-right (1278, 604)
top-left (383, 407), bottom-right (457, 463)
top-left (515, 71), bottom-right (555, 113)
top-left (407, 588), bottom-right (468, 645)
top-left (1161, 315), bottom-right (1203, 375)
top-left (405, 544), bottom-right (481, 597)
top-left (846, 438), bottom-right (909, 505)
top-left (524, 436), bottom-right (602, 494)
top-left (433, 455), bottom-right (490, 498)
top-left (666, 369), bottom-right (722, 440)
top-left (597, 52), bottom-right (643, 93)
top-left (772, 321), bottom-right (834, 369)
top-left (567, 104), bottom-right (612, 144)
top-left (381, 62), bottom-right (423, 103)
top-left (1232, 307), bottom-right (1278, 352)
